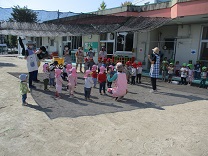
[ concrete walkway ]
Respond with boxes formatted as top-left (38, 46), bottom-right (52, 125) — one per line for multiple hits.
top-left (0, 57), bottom-right (208, 156)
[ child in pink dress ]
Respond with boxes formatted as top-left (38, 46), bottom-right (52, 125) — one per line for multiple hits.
top-left (67, 67), bottom-right (77, 97)
top-left (66, 64), bottom-right (72, 76)
top-left (55, 69), bottom-right (63, 98)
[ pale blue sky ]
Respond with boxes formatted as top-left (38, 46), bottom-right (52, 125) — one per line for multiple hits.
top-left (0, 0), bottom-right (134, 13)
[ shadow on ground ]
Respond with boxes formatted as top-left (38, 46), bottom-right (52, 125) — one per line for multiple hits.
top-left (0, 62), bottom-right (16, 67)
top-left (8, 72), bottom-right (208, 119)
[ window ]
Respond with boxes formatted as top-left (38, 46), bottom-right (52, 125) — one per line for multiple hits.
top-left (62, 36), bottom-right (67, 41)
top-left (71, 36), bottom-right (82, 49)
top-left (35, 37), bottom-right (42, 48)
top-left (100, 33), bottom-right (107, 41)
top-left (164, 38), bottom-right (175, 50)
top-left (50, 39), bottom-right (54, 46)
top-left (116, 32), bottom-right (133, 51)
top-left (200, 26), bottom-right (208, 61)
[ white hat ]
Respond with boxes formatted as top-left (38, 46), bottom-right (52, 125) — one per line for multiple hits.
top-left (152, 47), bottom-right (160, 54)
top-left (19, 74), bottom-right (27, 81)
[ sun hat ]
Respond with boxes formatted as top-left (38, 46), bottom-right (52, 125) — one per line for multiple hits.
top-left (138, 62), bottom-right (142, 66)
top-left (116, 62), bottom-right (123, 71)
top-left (70, 67), bottom-right (77, 77)
top-left (66, 64), bottom-right (72, 72)
top-left (108, 65), bottom-right (114, 71)
top-left (107, 58), bottom-right (111, 62)
top-left (84, 70), bottom-right (92, 78)
top-left (170, 62), bottom-right (173, 65)
top-left (152, 47), bottom-right (160, 54)
top-left (132, 62), bottom-right (137, 68)
top-left (126, 61), bottom-right (131, 65)
top-left (99, 66), bottom-right (106, 74)
top-left (84, 57), bottom-right (88, 61)
top-left (43, 63), bottom-right (49, 72)
top-left (182, 63), bottom-right (186, 67)
top-left (91, 65), bottom-right (97, 71)
top-left (55, 69), bottom-right (62, 78)
top-left (19, 74), bottom-right (27, 81)
top-left (202, 66), bottom-right (207, 71)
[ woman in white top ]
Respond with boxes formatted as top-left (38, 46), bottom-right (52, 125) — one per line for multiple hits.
top-left (99, 47), bottom-right (107, 61)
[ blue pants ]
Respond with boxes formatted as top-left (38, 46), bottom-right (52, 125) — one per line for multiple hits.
top-left (22, 94), bottom-right (27, 103)
top-left (29, 71), bottom-right (35, 87)
top-left (33, 70), bottom-right (38, 81)
top-left (84, 87), bottom-right (91, 98)
top-left (49, 78), bottom-right (55, 86)
top-left (92, 78), bottom-right (97, 87)
top-left (99, 82), bottom-right (106, 93)
top-left (200, 79), bottom-right (206, 88)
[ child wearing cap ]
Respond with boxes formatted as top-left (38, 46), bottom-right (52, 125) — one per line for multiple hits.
top-left (62, 63), bottom-right (68, 81)
top-left (180, 63), bottom-right (188, 85)
top-left (43, 63), bottom-right (50, 90)
top-left (136, 62), bottom-right (143, 84)
top-left (187, 64), bottom-right (194, 85)
top-left (199, 66), bottom-right (207, 88)
top-left (167, 63), bottom-right (174, 83)
top-left (66, 64), bottom-right (72, 76)
top-left (131, 63), bottom-right (137, 85)
top-left (84, 57), bottom-right (89, 73)
top-left (84, 70), bottom-right (94, 100)
top-left (107, 65), bottom-right (115, 88)
top-left (91, 65), bottom-right (98, 88)
top-left (174, 61), bottom-right (180, 77)
top-left (55, 69), bottom-right (63, 98)
top-left (124, 61), bottom-right (131, 84)
top-left (19, 74), bottom-right (30, 106)
top-left (68, 67), bottom-right (77, 97)
top-left (161, 57), bottom-right (168, 82)
top-left (97, 57), bottom-right (102, 73)
top-left (98, 66), bottom-right (107, 95)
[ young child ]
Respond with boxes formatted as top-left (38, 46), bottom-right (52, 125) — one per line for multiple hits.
top-left (43, 63), bottom-right (50, 90)
top-left (106, 58), bottom-right (111, 69)
top-left (187, 64), bottom-right (194, 85)
top-left (89, 58), bottom-right (95, 70)
top-left (136, 62), bottom-right (142, 84)
top-left (84, 57), bottom-right (89, 72)
top-left (49, 64), bottom-right (55, 87)
top-left (66, 64), bottom-right (72, 76)
top-left (124, 61), bottom-right (131, 84)
top-left (180, 63), bottom-right (188, 85)
top-left (167, 63), bottom-right (174, 83)
top-left (91, 65), bottom-right (98, 88)
top-left (102, 58), bottom-right (107, 68)
top-left (55, 69), bottom-right (63, 98)
top-left (199, 66), bottom-right (207, 88)
top-left (107, 65), bottom-right (115, 88)
top-left (19, 74), bottom-right (30, 106)
top-left (174, 61), bottom-right (180, 77)
top-left (194, 60), bottom-right (201, 79)
top-left (161, 57), bottom-right (168, 81)
top-left (109, 59), bottom-right (115, 66)
top-left (84, 70), bottom-right (94, 100)
top-left (98, 66), bottom-right (107, 95)
top-left (131, 62), bottom-right (137, 85)
top-left (62, 62), bottom-right (68, 81)
top-left (97, 57), bottom-right (102, 73)
top-left (67, 67), bottom-right (77, 97)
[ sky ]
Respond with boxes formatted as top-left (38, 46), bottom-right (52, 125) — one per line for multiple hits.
top-left (0, 0), bottom-right (135, 13)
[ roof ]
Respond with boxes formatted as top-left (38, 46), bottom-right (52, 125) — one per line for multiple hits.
top-left (0, 15), bottom-right (171, 36)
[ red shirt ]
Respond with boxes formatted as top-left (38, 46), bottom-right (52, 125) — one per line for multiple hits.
top-left (91, 71), bottom-right (97, 78)
top-left (98, 73), bottom-right (106, 83)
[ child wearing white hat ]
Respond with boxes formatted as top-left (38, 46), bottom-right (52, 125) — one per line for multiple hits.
top-left (19, 74), bottom-right (30, 106)
top-left (84, 70), bottom-right (94, 100)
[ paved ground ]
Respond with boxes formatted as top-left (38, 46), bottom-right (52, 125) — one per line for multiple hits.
top-left (0, 57), bottom-right (208, 156)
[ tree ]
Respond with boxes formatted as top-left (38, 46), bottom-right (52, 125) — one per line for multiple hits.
top-left (98, 1), bottom-right (107, 10)
top-left (121, 1), bottom-right (133, 6)
top-left (10, 5), bottom-right (38, 22)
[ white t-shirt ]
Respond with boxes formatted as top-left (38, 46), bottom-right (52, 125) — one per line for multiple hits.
top-left (131, 68), bottom-right (137, 76)
top-left (188, 69), bottom-right (193, 76)
top-left (180, 67), bottom-right (188, 77)
top-left (84, 77), bottom-right (94, 88)
top-left (137, 67), bottom-right (143, 74)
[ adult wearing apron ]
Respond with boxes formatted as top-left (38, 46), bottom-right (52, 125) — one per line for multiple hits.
top-left (148, 47), bottom-right (160, 93)
top-left (99, 47), bottom-right (107, 61)
top-left (25, 41), bottom-right (38, 88)
top-left (63, 45), bottom-right (72, 64)
top-left (75, 47), bottom-right (84, 73)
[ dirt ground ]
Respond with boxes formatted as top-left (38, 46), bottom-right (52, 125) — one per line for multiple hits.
top-left (0, 57), bottom-right (208, 156)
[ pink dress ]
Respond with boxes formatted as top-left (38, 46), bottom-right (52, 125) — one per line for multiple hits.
top-left (55, 76), bottom-right (63, 93)
top-left (110, 73), bottom-right (127, 97)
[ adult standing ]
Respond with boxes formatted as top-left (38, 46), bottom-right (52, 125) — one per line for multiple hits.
top-left (24, 41), bottom-right (39, 88)
top-left (75, 47), bottom-right (84, 73)
top-left (63, 45), bottom-right (72, 64)
top-left (99, 47), bottom-right (107, 61)
top-left (107, 62), bottom-right (128, 101)
top-left (148, 47), bottom-right (160, 93)
top-left (86, 48), bottom-right (95, 59)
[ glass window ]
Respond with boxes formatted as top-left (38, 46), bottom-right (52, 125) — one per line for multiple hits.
top-left (50, 39), bottom-right (54, 46)
top-left (35, 37), bottom-right (42, 48)
top-left (117, 35), bottom-right (124, 51)
top-left (125, 33), bottom-right (133, 51)
top-left (200, 42), bottom-right (208, 60)
top-left (71, 36), bottom-right (82, 49)
top-left (202, 26), bottom-right (208, 40)
top-left (62, 36), bottom-right (67, 41)
top-left (107, 42), bottom-right (114, 55)
top-left (110, 33), bottom-right (114, 40)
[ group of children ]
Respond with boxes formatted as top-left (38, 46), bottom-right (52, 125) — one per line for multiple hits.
top-left (161, 58), bottom-right (208, 88)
